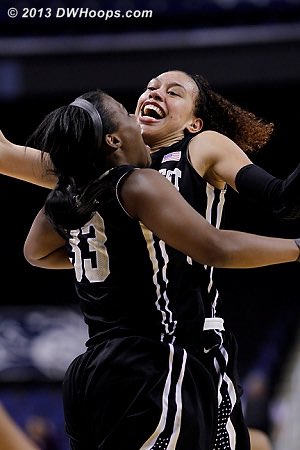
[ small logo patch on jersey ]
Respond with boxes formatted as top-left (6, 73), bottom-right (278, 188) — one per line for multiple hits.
top-left (162, 151), bottom-right (181, 163)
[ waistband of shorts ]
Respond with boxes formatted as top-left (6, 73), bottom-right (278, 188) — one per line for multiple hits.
top-left (203, 317), bottom-right (224, 331)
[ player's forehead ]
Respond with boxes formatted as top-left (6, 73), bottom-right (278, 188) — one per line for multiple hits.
top-left (105, 95), bottom-right (128, 115)
top-left (152, 71), bottom-right (196, 91)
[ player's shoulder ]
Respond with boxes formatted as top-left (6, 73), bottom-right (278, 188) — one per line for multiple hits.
top-left (124, 168), bottom-right (167, 193)
top-left (190, 130), bottom-right (244, 161)
top-left (191, 130), bottom-right (236, 147)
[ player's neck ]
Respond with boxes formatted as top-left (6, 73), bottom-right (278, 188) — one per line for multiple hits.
top-left (150, 132), bottom-right (184, 153)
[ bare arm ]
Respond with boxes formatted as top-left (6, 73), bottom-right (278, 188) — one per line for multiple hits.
top-left (24, 207), bottom-right (72, 269)
top-left (0, 404), bottom-right (40, 450)
top-left (189, 130), bottom-right (253, 190)
top-left (122, 169), bottom-right (299, 268)
top-left (189, 130), bottom-right (300, 220)
top-left (24, 169), bottom-right (299, 270)
top-left (0, 130), bottom-right (56, 189)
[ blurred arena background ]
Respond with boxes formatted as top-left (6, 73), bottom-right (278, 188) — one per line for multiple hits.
top-left (0, 1), bottom-right (300, 448)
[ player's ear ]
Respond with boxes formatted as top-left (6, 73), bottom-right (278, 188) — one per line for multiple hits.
top-left (105, 133), bottom-right (122, 150)
top-left (186, 118), bottom-right (203, 134)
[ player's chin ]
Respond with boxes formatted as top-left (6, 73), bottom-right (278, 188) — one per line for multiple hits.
top-left (138, 153), bottom-right (152, 168)
top-left (140, 128), bottom-right (160, 147)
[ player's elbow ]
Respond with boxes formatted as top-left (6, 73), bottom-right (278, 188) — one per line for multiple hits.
top-left (204, 244), bottom-right (233, 268)
top-left (23, 241), bottom-right (41, 267)
top-left (194, 233), bottom-right (237, 268)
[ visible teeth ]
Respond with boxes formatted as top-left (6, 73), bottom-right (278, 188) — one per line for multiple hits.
top-left (143, 104), bottom-right (164, 118)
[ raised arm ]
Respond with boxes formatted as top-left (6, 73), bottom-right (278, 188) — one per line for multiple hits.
top-left (190, 130), bottom-right (300, 220)
top-left (235, 161), bottom-right (300, 220)
top-left (24, 169), bottom-right (300, 270)
top-left (0, 130), bottom-right (56, 189)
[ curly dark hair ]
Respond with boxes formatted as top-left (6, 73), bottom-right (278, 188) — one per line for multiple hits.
top-left (189, 73), bottom-right (274, 153)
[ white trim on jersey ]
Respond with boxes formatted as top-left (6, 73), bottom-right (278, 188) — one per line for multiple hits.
top-left (139, 345), bottom-right (187, 450)
top-left (226, 419), bottom-right (236, 450)
top-left (223, 372), bottom-right (237, 449)
top-left (140, 223), bottom-right (177, 342)
top-left (139, 344), bottom-right (174, 450)
top-left (159, 240), bottom-right (178, 340)
top-left (204, 183), bottom-right (226, 316)
top-left (115, 167), bottom-right (138, 218)
top-left (168, 349), bottom-right (187, 449)
top-left (205, 183), bottom-right (215, 225)
top-left (216, 188), bottom-right (226, 230)
top-left (213, 346), bottom-right (238, 450)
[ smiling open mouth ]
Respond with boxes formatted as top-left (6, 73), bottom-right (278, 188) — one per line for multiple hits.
top-left (141, 104), bottom-right (166, 119)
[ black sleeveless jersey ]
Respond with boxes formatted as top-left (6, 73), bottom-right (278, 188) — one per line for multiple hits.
top-left (66, 165), bottom-right (210, 354)
top-left (150, 134), bottom-right (227, 321)
top-left (63, 155), bottom-right (249, 450)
